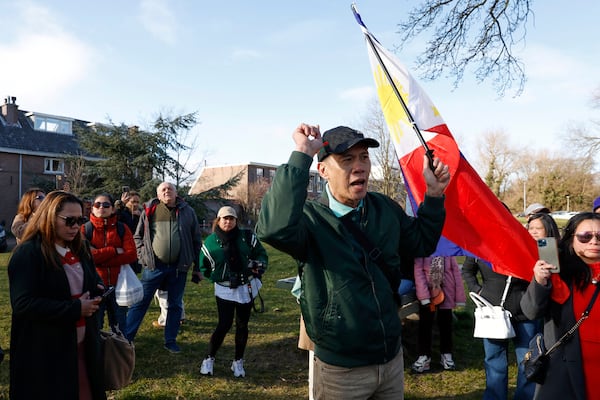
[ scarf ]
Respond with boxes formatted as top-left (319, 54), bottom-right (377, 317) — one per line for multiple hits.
top-left (551, 262), bottom-right (600, 304)
top-left (215, 226), bottom-right (243, 272)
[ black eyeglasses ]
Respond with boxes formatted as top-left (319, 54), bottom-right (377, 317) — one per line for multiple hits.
top-left (574, 231), bottom-right (600, 243)
top-left (35, 195), bottom-right (45, 200)
top-left (93, 202), bottom-right (112, 209)
top-left (57, 215), bottom-right (87, 227)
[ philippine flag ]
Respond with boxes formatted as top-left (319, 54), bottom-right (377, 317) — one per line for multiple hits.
top-left (352, 5), bottom-right (538, 280)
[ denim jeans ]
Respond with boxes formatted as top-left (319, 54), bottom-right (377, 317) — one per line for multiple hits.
top-left (125, 264), bottom-right (187, 345)
top-left (96, 290), bottom-right (128, 332)
top-left (482, 319), bottom-right (540, 400)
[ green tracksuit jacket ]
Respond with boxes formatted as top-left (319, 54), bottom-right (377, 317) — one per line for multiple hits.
top-left (199, 229), bottom-right (268, 284)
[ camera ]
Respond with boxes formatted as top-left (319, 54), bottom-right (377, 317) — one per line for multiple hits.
top-left (248, 260), bottom-right (265, 279)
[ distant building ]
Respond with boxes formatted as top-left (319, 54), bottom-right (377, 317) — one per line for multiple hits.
top-left (189, 162), bottom-right (324, 225)
top-left (0, 96), bottom-right (100, 226)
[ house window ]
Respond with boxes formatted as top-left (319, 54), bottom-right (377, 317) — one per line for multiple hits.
top-left (29, 114), bottom-right (73, 134)
top-left (269, 169), bottom-right (275, 179)
top-left (317, 176), bottom-right (325, 193)
top-left (308, 175), bottom-right (315, 192)
top-left (256, 168), bottom-right (264, 179)
top-left (44, 158), bottom-right (64, 174)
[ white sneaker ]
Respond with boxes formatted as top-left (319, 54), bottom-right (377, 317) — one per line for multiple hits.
top-left (441, 353), bottom-right (455, 370)
top-left (231, 359), bottom-right (245, 377)
top-left (200, 357), bottom-right (214, 376)
top-left (411, 355), bottom-right (431, 373)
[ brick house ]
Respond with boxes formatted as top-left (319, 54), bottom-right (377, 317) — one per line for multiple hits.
top-left (189, 162), bottom-right (325, 226)
top-left (0, 96), bottom-right (99, 227)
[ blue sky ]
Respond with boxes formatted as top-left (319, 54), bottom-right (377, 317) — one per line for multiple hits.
top-left (1, 1), bottom-right (598, 178)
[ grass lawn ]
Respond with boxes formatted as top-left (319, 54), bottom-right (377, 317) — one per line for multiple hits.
top-left (0, 247), bottom-right (523, 399)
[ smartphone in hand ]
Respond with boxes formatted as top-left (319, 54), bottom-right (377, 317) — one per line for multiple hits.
top-left (100, 286), bottom-right (115, 302)
top-left (537, 237), bottom-right (560, 273)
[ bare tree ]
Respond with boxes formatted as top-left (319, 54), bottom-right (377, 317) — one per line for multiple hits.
top-left (64, 155), bottom-right (89, 197)
top-left (502, 150), bottom-right (599, 213)
top-left (396, 0), bottom-right (533, 96)
top-left (239, 179), bottom-right (271, 225)
top-left (360, 100), bottom-right (406, 203)
top-left (565, 86), bottom-right (600, 165)
top-left (476, 130), bottom-right (519, 197)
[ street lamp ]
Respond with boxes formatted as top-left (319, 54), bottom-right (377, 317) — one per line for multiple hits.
top-left (566, 194), bottom-right (570, 212)
top-left (523, 181), bottom-right (527, 214)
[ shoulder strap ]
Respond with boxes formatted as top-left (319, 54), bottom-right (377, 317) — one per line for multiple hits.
top-left (500, 276), bottom-right (511, 308)
top-left (339, 213), bottom-right (383, 264)
top-left (84, 221), bottom-right (93, 241)
top-left (546, 282), bottom-right (600, 356)
top-left (84, 221), bottom-right (125, 241)
top-left (339, 212), bottom-right (401, 304)
top-left (116, 221), bottom-right (125, 239)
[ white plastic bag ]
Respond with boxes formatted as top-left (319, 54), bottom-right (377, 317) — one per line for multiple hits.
top-left (115, 264), bottom-right (144, 306)
top-left (469, 292), bottom-right (515, 339)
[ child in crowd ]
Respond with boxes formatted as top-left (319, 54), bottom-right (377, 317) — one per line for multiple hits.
top-left (411, 255), bottom-right (465, 373)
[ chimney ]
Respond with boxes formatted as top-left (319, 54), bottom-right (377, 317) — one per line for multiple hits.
top-left (1, 96), bottom-right (19, 125)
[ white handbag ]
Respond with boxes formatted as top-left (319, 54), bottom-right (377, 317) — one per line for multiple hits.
top-left (469, 276), bottom-right (515, 339)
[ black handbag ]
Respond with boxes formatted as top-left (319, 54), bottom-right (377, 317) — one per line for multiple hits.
top-left (523, 333), bottom-right (549, 384)
top-left (523, 282), bottom-right (600, 384)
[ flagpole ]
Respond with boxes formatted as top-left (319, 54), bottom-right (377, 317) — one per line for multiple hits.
top-left (352, 4), bottom-right (435, 170)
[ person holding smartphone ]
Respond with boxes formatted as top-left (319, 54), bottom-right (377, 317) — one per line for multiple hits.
top-left (521, 212), bottom-right (600, 399)
top-left (8, 191), bottom-right (107, 399)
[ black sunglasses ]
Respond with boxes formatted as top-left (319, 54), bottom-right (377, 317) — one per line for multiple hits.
top-left (57, 215), bottom-right (87, 227)
top-left (93, 201), bottom-right (112, 209)
top-left (574, 231), bottom-right (600, 244)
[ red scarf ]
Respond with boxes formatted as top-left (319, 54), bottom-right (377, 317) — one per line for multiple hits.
top-left (550, 274), bottom-right (570, 304)
top-left (551, 262), bottom-right (600, 304)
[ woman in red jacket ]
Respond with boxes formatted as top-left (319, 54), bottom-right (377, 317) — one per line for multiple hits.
top-left (84, 193), bottom-right (137, 331)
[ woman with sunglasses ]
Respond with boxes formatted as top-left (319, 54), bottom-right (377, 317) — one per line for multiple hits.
top-left (8, 190), bottom-right (107, 399)
top-left (521, 212), bottom-right (600, 400)
top-left (84, 193), bottom-right (137, 332)
top-left (11, 187), bottom-right (46, 244)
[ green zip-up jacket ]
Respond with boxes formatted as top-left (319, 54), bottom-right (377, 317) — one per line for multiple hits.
top-left (256, 151), bottom-right (445, 368)
top-left (199, 229), bottom-right (268, 284)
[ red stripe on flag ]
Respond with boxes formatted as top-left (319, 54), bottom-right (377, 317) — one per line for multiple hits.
top-left (399, 124), bottom-right (537, 280)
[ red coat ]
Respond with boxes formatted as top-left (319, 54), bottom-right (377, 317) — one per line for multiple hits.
top-left (83, 214), bottom-right (137, 286)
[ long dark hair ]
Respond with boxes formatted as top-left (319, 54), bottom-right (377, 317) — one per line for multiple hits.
top-left (527, 213), bottom-right (561, 239)
top-left (559, 212), bottom-right (600, 290)
top-left (19, 191), bottom-right (89, 270)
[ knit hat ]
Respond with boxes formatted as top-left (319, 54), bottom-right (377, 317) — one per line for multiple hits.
top-left (593, 196), bottom-right (600, 212)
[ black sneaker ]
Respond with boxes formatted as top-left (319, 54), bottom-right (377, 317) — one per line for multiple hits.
top-left (164, 342), bottom-right (181, 354)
